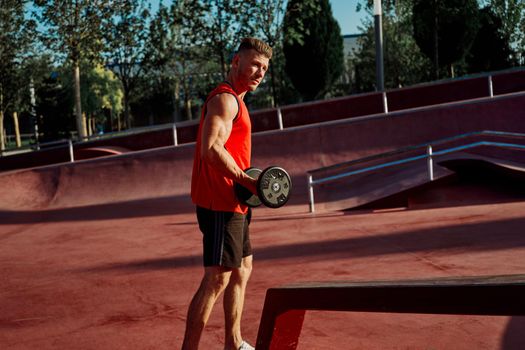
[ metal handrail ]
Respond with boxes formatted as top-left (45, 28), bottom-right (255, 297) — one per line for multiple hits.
top-left (0, 139), bottom-right (70, 156)
top-left (307, 131), bottom-right (525, 213)
top-left (307, 130), bottom-right (525, 176)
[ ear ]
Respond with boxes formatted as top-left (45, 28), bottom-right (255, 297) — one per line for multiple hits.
top-left (231, 53), bottom-right (240, 68)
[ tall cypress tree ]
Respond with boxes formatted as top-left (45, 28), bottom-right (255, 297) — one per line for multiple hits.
top-left (282, 0), bottom-right (344, 101)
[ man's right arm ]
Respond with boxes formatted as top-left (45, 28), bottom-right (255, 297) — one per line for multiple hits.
top-left (199, 93), bottom-right (258, 194)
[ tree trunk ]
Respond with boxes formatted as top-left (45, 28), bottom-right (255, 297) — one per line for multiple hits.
top-left (87, 113), bottom-right (93, 136)
top-left (117, 111), bottom-right (122, 131)
top-left (173, 79), bottom-right (181, 123)
top-left (185, 98), bottom-right (192, 120)
top-left (92, 116), bottom-right (97, 134)
top-left (123, 88), bottom-right (131, 129)
top-left (74, 62), bottom-right (87, 140)
top-left (109, 108), bottom-right (114, 131)
top-left (183, 77), bottom-right (192, 120)
top-left (82, 112), bottom-right (88, 138)
top-left (12, 111), bottom-right (21, 147)
top-left (0, 110), bottom-right (5, 151)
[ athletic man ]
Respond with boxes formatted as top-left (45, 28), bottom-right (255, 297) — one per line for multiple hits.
top-left (182, 38), bottom-right (272, 350)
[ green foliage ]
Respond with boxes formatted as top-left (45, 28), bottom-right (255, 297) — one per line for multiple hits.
top-left (103, 0), bottom-right (150, 128)
top-left (15, 0), bottom-right (524, 142)
top-left (199, 0), bottom-right (256, 78)
top-left (283, 0), bottom-right (344, 101)
top-left (466, 6), bottom-right (516, 73)
top-left (81, 65), bottom-right (123, 119)
top-left (412, 0), bottom-right (481, 78)
top-left (249, 0), bottom-right (286, 48)
top-left (142, 1), bottom-right (214, 122)
top-left (352, 16), bottom-right (432, 92)
top-left (0, 0), bottom-right (37, 149)
top-left (33, 0), bottom-right (111, 64)
top-left (33, 0), bottom-right (114, 138)
top-left (480, 0), bottom-right (525, 64)
top-left (0, 0), bottom-right (36, 114)
top-left (247, 0), bottom-right (287, 106)
top-left (35, 72), bottom-right (74, 142)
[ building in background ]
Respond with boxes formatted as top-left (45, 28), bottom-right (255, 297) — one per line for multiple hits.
top-left (341, 34), bottom-right (365, 93)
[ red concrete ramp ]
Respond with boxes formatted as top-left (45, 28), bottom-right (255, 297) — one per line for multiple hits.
top-left (311, 153), bottom-right (525, 212)
top-left (0, 145), bottom-right (194, 212)
top-left (2, 105), bottom-right (525, 349)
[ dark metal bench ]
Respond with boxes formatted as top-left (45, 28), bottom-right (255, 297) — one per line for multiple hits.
top-left (255, 274), bottom-right (525, 349)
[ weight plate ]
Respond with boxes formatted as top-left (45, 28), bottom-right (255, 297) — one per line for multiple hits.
top-left (234, 167), bottom-right (262, 207)
top-left (257, 166), bottom-right (292, 208)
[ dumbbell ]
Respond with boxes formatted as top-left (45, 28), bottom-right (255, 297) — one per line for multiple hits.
top-left (235, 166), bottom-right (292, 208)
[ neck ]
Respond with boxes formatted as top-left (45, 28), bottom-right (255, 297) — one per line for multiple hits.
top-left (225, 72), bottom-right (247, 100)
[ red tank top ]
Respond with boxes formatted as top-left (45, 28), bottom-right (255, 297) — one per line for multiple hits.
top-left (191, 82), bottom-right (251, 214)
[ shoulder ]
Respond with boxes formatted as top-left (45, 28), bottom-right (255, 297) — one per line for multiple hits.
top-left (206, 93), bottom-right (239, 120)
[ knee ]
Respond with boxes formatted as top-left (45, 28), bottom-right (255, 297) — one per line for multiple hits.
top-left (202, 270), bottom-right (231, 295)
top-left (233, 258), bottom-right (253, 284)
top-left (241, 259), bottom-right (253, 278)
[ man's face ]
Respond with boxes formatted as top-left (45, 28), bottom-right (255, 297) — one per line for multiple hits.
top-left (232, 49), bottom-right (270, 92)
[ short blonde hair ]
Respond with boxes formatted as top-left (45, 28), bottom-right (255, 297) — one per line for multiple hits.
top-left (238, 37), bottom-right (273, 59)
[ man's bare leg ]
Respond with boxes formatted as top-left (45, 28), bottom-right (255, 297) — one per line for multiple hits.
top-left (223, 255), bottom-right (253, 350)
top-left (182, 267), bottom-right (232, 350)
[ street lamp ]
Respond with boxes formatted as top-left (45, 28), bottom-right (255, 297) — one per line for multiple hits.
top-left (374, 0), bottom-right (384, 91)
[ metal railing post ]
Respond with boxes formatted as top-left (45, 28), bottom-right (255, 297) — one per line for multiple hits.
top-left (488, 75), bottom-right (494, 97)
top-left (427, 145), bottom-right (434, 181)
top-left (172, 123), bottom-right (178, 146)
top-left (382, 92), bottom-right (389, 114)
top-left (277, 108), bottom-right (284, 130)
top-left (308, 174), bottom-right (315, 213)
top-left (69, 139), bottom-right (75, 162)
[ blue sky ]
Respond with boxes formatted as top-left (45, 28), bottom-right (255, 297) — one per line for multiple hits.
top-left (330, 0), bottom-right (368, 35)
top-left (29, 0), bottom-right (369, 36)
top-left (149, 0), bottom-right (369, 36)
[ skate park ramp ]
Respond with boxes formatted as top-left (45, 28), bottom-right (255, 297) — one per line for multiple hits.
top-left (2, 81), bottom-right (525, 348)
top-left (311, 150), bottom-right (525, 212)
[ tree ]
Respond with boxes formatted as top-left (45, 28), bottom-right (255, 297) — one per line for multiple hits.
top-left (199, 0), bottom-right (255, 79)
top-left (466, 6), bottom-right (515, 73)
top-left (412, 0), bottom-right (480, 78)
top-left (33, 0), bottom-right (112, 140)
top-left (248, 0), bottom-right (287, 106)
top-left (144, 1), bottom-right (209, 122)
top-left (104, 0), bottom-right (149, 129)
top-left (480, 0), bottom-right (525, 65)
top-left (0, 0), bottom-right (35, 150)
top-left (81, 64), bottom-right (123, 134)
top-left (282, 0), bottom-right (344, 101)
top-left (352, 0), bottom-right (432, 92)
top-left (35, 71), bottom-right (74, 142)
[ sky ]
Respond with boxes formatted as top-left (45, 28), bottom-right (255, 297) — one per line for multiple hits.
top-left (330, 0), bottom-right (369, 35)
top-left (147, 0), bottom-right (369, 36)
top-left (28, 0), bottom-right (369, 37)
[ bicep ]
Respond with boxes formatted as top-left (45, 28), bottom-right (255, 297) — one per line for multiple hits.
top-left (200, 94), bottom-right (238, 157)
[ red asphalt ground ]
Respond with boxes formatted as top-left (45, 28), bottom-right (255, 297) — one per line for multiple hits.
top-left (2, 88), bottom-right (525, 348)
top-left (2, 178), bottom-right (525, 349)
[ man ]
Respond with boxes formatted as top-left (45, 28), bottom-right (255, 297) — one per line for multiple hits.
top-left (182, 38), bottom-right (272, 350)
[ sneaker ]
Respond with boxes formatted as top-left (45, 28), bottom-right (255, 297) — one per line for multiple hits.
top-left (238, 340), bottom-right (255, 350)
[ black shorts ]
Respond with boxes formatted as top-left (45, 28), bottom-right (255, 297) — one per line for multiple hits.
top-left (196, 206), bottom-right (252, 268)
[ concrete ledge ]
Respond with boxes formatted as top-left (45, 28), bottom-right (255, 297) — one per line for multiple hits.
top-left (256, 274), bottom-right (525, 350)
